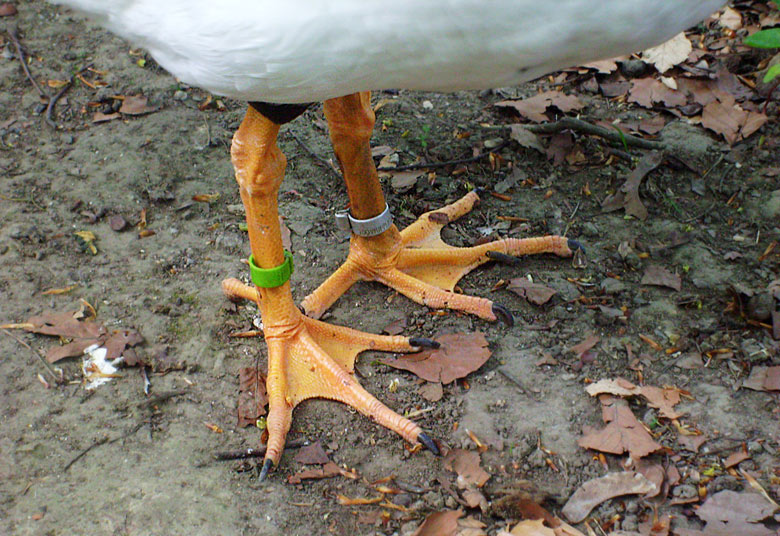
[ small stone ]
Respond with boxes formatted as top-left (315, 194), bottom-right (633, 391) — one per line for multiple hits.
top-left (108, 214), bottom-right (128, 231)
top-left (173, 90), bottom-right (188, 101)
top-left (600, 277), bottom-right (627, 295)
top-left (422, 100), bottom-right (434, 110)
top-left (672, 484), bottom-right (698, 499)
top-left (581, 222), bottom-right (599, 238)
top-left (619, 59), bottom-right (648, 78)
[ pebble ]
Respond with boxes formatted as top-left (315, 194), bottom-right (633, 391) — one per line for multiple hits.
top-left (672, 484), bottom-right (698, 499)
top-left (619, 59), bottom-right (648, 78)
top-left (173, 90), bottom-right (188, 101)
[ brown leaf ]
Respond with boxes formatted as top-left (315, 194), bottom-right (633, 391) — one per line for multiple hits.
top-left (628, 78), bottom-right (686, 109)
top-left (723, 450), bottom-right (750, 469)
top-left (0, 3), bottom-right (18, 16)
top-left (382, 317), bottom-right (407, 336)
top-left (381, 333), bottom-right (491, 384)
top-left (640, 265), bottom-right (682, 291)
top-left (562, 472), bottom-right (656, 523)
top-left (391, 171), bottom-right (423, 192)
top-left (444, 449), bottom-right (490, 489)
top-left (103, 329), bottom-right (144, 360)
top-left (494, 91), bottom-right (582, 123)
top-left (677, 432), bottom-right (708, 453)
top-left (507, 519), bottom-right (555, 536)
top-left (412, 510), bottom-right (463, 536)
top-left (279, 216), bottom-right (292, 250)
top-left (119, 95), bottom-right (156, 115)
top-left (578, 396), bottom-right (662, 459)
top-left (743, 366), bottom-right (780, 392)
top-left (695, 490), bottom-right (777, 536)
top-left (293, 441), bottom-right (330, 465)
top-left (287, 461), bottom-right (342, 484)
top-left (569, 334), bottom-right (600, 357)
top-left (585, 378), bottom-right (683, 420)
top-left (93, 111), bottom-right (121, 123)
top-left (419, 382), bottom-right (443, 402)
top-left (507, 278), bottom-right (557, 305)
top-left (641, 32), bottom-right (692, 73)
top-left (601, 151), bottom-right (663, 220)
top-left (237, 366), bottom-right (267, 428)
top-left (509, 125), bottom-right (545, 154)
top-left (702, 99), bottom-right (743, 145)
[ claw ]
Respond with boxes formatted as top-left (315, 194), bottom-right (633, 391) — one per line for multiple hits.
top-left (409, 337), bottom-right (440, 349)
top-left (492, 303), bottom-right (514, 327)
top-left (417, 432), bottom-right (440, 456)
top-left (567, 238), bottom-right (586, 256)
top-left (486, 250), bottom-right (522, 265)
top-left (259, 458), bottom-right (274, 481)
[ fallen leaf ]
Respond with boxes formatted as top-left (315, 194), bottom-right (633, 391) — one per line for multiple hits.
top-left (494, 91), bottom-right (582, 123)
top-left (412, 510), bottom-right (463, 536)
top-left (509, 125), bottom-right (545, 153)
top-left (677, 433), bottom-right (708, 453)
top-left (585, 378), bottom-right (683, 420)
top-left (508, 519), bottom-right (555, 536)
top-left (569, 334), bottom-right (600, 357)
top-left (578, 396), bottom-right (662, 459)
top-left (694, 490), bottom-right (777, 536)
top-left (287, 461), bottom-right (342, 484)
top-left (391, 171), bottom-right (423, 192)
top-left (507, 278), bottom-right (557, 305)
top-left (381, 333), bottom-right (491, 384)
top-left (419, 382), bottom-right (443, 402)
top-left (719, 6), bottom-right (743, 30)
top-left (294, 441), bottom-right (330, 465)
top-left (444, 449), bottom-right (490, 489)
top-left (119, 95), bottom-right (156, 115)
top-left (641, 32), bottom-right (692, 73)
top-left (0, 3), bottom-right (18, 16)
top-left (382, 317), bottom-right (407, 336)
top-left (723, 450), bottom-right (750, 469)
top-left (93, 111), bottom-right (121, 123)
top-left (562, 472), bottom-right (656, 523)
top-left (337, 494), bottom-right (383, 505)
top-left (237, 366), bottom-right (268, 427)
top-left (641, 265), bottom-right (682, 291)
top-left (628, 78), bottom-right (687, 109)
top-left (601, 151), bottom-right (663, 220)
top-left (743, 366), bottom-right (780, 392)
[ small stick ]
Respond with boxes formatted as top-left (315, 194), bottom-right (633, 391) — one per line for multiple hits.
top-left (378, 141), bottom-right (511, 172)
top-left (45, 63), bottom-right (93, 129)
top-left (1, 328), bottom-right (60, 383)
top-left (63, 421), bottom-right (146, 472)
top-left (214, 437), bottom-right (308, 461)
top-left (8, 27), bottom-right (48, 99)
top-left (288, 131), bottom-right (342, 179)
top-left (135, 389), bottom-right (188, 409)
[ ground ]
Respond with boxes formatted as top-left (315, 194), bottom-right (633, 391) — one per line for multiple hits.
top-left (1, 3), bottom-right (779, 536)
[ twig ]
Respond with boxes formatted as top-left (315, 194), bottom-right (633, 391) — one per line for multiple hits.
top-left (287, 131), bottom-right (341, 179)
top-left (213, 437), bottom-right (308, 461)
top-left (63, 421), bottom-right (146, 472)
top-left (135, 389), bottom-right (188, 409)
top-left (8, 27), bottom-right (48, 99)
top-left (1, 328), bottom-right (60, 383)
top-left (378, 141), bottom-right (511, 172)
top-left (45, 63), bottom-right (93, 129)
top-left (487, 117), bottom-right (665, 150)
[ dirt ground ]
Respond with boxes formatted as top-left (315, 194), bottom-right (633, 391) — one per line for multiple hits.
top-left (1, 2), bottom-right (779, 536)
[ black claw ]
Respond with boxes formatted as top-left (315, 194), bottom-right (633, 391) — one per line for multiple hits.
top-left (418, 432), bottom-right (441, 456)
top-left (492, 303), bottom-right (514, 327)
top-left (259, 458), bottom-right (274, 481)
top-left (486, 250), bottom-right (522, 265)
top-left (567, 238), bottom-right (586, 256)
top-left (410, 337), bottom-right (440, 349)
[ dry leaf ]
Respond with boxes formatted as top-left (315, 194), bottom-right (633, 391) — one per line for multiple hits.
top-left (287, 461), bottom-right (342, 484)
top-left (578, 396), bottom-right (662, 459)
top-left (419, 382), bottom-right (444, 402)
top-left (382, 317), bottom-right (407, 336)
top-left (381, 333), bottom-right (491, 384)
top-left (119, 95), bottom-right (156, 115)
top-left (569, 334), bottom-right (600, 357)
top-left (509, 125), bottom-right (545, 153)
top-left (508, 519), bottom-right (555, 536)
top-left (507, 278), bottom-right (557, 305)
top-left (293, 441), bottom-right (330, 465)
top-left (642, 32), bottom-right (692, 73)
top-left (93, 111), bottom-right (120, 123)
top-left (562, 472), bottom-right (656, 523)
top-left (391, 171), bottom-right (423, 192)
top-left (585, 377), bottom-right (683, 419)
top-left (694, 490), bottom-right (777, 536)
top-left (640, 265), bottom-right (682, 292)
top-left (601, 151), bottom-right (663, 220)
top-left (495, 91), bottom-right (582, 123)
top-left (628, 78), bottom-right (686, 109)
top-left (743, 366), bottom-right (780, 392)
top-left (723, 450), bottom-right (750, 469)
top-left (237, 366), bottom-right (268, 427)
top-left (444, 449), bottom-right (490, 489)
top-left (412, 510), bottom-right (463, 536)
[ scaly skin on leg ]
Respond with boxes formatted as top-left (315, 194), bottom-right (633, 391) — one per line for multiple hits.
top-left (227, 106), bottom-right (438, 478)
top-left (300, 93), bottom-right (580, 324)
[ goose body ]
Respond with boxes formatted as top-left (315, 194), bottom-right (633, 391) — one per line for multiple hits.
top-left (52, 0), bottom-right (725, 103)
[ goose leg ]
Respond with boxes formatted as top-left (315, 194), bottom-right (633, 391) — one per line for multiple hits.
top-left (225, 106), bottom-right (439, 479)
top-left (301, 92), bottom-right (582, 325)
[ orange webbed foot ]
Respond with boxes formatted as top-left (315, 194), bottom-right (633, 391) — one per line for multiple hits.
top-left (222, 278), bottom-right (440, 478)
top-left (301, 190), bottom-right (583, 325)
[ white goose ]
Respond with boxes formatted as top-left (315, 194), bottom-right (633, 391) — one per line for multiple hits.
top-left (49, 0), bottom-right (727, 479)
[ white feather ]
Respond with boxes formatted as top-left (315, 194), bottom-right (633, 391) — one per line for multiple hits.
top-left (49, 0), bottom-right (726, 103)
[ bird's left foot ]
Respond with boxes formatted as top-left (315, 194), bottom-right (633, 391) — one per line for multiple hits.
top-left (300, 190), bottom-right (582, 325)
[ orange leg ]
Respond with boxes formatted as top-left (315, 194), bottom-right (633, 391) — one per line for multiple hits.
top-left (226, 106), bottom-right (439, 479)
top-left (300, 92), bottom-right (583, 325)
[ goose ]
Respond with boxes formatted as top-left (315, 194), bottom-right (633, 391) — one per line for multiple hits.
top-left (48, 0), bottom-right (727, 479)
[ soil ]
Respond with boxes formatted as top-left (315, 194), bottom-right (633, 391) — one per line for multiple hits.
top-left (1, 3), bottom-right (778, 536)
